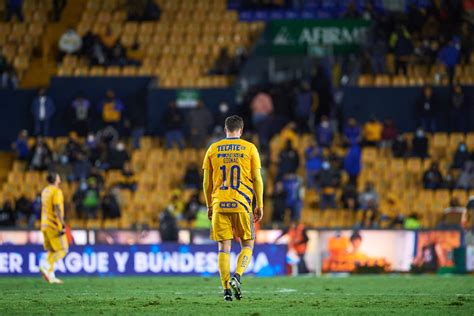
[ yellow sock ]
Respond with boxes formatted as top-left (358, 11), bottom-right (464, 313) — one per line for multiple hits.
top-left (235, 247), bottom-right (253, 277)
top-left (47, 252), bottom-right (55, 273)
top-left (218, 251), bottom-right (230, 289)
top-left (47, 250), bottom-right (67, 273)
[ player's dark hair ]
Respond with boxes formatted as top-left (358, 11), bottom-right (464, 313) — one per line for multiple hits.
top-left (225, 115), bottom-right (244, 132)
top-left (350, 231), bottom-right (362, 241)
top-left (46, 172), bottom-right (58, 184)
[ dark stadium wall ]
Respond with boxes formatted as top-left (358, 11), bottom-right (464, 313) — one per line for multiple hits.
top-left (147, 88), bottom-right (236, 135)
top-left (1, 83), bottom-right (474, 150)
top-left (340, 87), bottom-right (474, 131)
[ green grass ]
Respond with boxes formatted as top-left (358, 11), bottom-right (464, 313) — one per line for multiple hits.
top-left (0, 275), bottom-right (473, 315)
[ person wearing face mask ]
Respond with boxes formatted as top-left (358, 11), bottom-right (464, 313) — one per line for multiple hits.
top-left (416, 86), bottom-right (438, 133)
top-left (412, 128), bottom-right (429, 158)
top-left (452, 142), bottom-right (470, 170)
top-left (106, 141), bottom-right (130, 170)
top-left (319, 161), bottom-right (341, 211)
top-left (31, 88), bottom-right (55, 136)
top-left (316, 116), bottom-right (333, 148)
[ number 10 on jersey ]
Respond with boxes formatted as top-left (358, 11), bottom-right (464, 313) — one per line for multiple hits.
top-left (220, 165), bottom-right (241, 190)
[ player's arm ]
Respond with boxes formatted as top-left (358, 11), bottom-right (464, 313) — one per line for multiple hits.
top-left (202, 148), bottom-right (213, 220)
top-left (53, 190), bottom-right (66, 231)
top-left (203, 168), bottom-right (213, 219)
top-left (251, 145), bottom-right (264, 222)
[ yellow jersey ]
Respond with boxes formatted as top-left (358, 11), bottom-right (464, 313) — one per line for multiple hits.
top-left (202, 137), bottom-right (261, 213)
top-left (40, 185), bottom-right (64, 233)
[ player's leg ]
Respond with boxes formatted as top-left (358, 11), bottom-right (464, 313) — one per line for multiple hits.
top-left (218, 240), bottom-right (232, 301)
top-left (230, 212), bottom-right (255, 300)
top-left (47, 234), bottom-right (68, 284)
top-left (211, 212), bottom-right (234, 301)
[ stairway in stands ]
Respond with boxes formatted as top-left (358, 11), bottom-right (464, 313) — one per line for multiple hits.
top-left (21, 0), bottom-right (87, 88)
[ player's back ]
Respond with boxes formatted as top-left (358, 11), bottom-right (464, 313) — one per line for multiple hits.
top-left (40, 185), bottom-right (64, 232)
top-left (203, 137), bottom-right (261, 213)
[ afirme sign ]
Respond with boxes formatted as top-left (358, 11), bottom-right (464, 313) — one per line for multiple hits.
top-left (0, 244), bottom-right (286, 276)
top-left (268, 19), bottom-right (372, 55)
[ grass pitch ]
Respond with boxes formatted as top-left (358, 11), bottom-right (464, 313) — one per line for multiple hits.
top-left (0, 275), bottom-right (473, 315)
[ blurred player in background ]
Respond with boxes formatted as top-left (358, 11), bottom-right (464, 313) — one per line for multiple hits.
top-left (39, 172), bottom-right (68, 284)
top-left (202, 115), bottom-right (264, 301)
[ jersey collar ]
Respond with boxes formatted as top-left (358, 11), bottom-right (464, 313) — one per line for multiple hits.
top-left (225, 137), bottom-right (240, 139)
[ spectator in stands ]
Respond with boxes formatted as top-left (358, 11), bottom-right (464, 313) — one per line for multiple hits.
top-left (457, 161), bottom-right (474, 190)
top-left (412, 128), bottom-right (429, 158)
top-left (183, 192), bottom-right (203, 227)
top-left (15, 195), bottom-right (32, 227)
top-left (165, 102), bottom-right (185, 150)
top-left (437, 38), bottom-right (460, 81)
top-left (127, 0), bottom-right (161, 21)
top-left (341, 183), bottom-right (358, 211)
top-left (83, 178), bottom-right (100, 219)
top-left (102, 187), bottom-right (121, 219)
top-left (443, 168), bottom-right (458, 190)
top-left (392, 133), bottom-right (408, 158)
top-left (61, 132), bottom-right (83, 165)
top-left (28, 137), bottom-right (52, 171)
top-left (109, 41), bottom-right (129, 66)
top-left (452, 142), bottom-right (470, 170)
top-left (120, 161), bottom-right (137, 192)
top-left (210, 48), bottom-right (233, 75)
top-left (279, 122), bottom-right (298, 149)
top-left (106, 141), bottom-right (129, 170)
top-left (31, 88), bottom-right (55, 136)
top-left (358, 181), bottom-right (379, 211)
top-left (460, 21), bottom-right (473, 64)
top-left (343, 117), bottom-right (362, 146)
top-left (271, 181), bottom-right (287, 224)
top-left (381, 119), bottom-right (398, 148)
top-left (319, 161), bottom-right (341, 211)
top-left (187, 101), bottom-right (213, 148)
top-left (282, 173), bottom-right (303, 221)
top-left (88, 167), bottom-right (105, 191)
top-left (58, 27), bottom-right (82, 60)
top-left (417, 86), bottom-right (438, 133)
top-left (85, 133), bottom-right (102, 166)
top-left (12, 129), bottom-right (29, 160)
top-left (344, 143), bottom-right (361, 186)
top-left (183, 163), bottom-right (201, 190)
top-left (304, 141), bottom-right (322, 188)
top-left (439, 197), bottom-right (465, 229)
top-left (404, 213), bottom-right (422, 229)
top-left (0, 200), bottom-right (15, 226)
top-left (423, 162), bottom-right (443, 190)
top-left (90, 36), bottom-right (108, 66)
top-left (52, 0), bottom-right (66, 21)
top-left (5, 0), bottom-right (23, 21)
top-left (363, 117), bottom-right (383, 146)
top-left (72, 152), bottom-right (91, 182)
top-left (96, 125), bottom-right (119, 149)
top-left (70, 92), bottom-right (91, 137)
top-left (250, 91), bottom-right (273, 128)
top-left (380, 193), bottom-right (404, 229)
top-left (277, 140), bottom-right (299, 180)
top-left (450, 83), bottom-right (467, 132)
top-left (0, 49), bottom-right (17, 89)
top-left (316, 115), bottom-right (333, 148)
top-left (98, 90), bottom-right (125, 131)
top-left (294, 81), bottom-right (313, 133)
top-left (389, 25), bottom-right (413, 75)
top-left (160, 204), bottom-right (179, 241)
top-left (73, 181), bottom-right (87, 219)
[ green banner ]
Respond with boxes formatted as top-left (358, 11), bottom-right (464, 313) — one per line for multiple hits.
top-left (176, 89), bottom-right (200, 108)
top-left (269, 19), bottom-right (372, 55)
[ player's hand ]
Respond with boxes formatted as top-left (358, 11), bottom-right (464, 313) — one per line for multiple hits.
top-left (253, 207), bottom-right (263, 223)
top-left (207, 207), bottom-right (213, 220)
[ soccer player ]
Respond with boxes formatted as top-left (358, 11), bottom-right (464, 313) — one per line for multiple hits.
top-left (202, 115), bottom-right (264, 301)
top-left (39, 172), bottom-right (68, 284)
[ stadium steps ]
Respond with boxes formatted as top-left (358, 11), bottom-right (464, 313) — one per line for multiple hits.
top-left (20, 0), bottom-right (87, 88)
